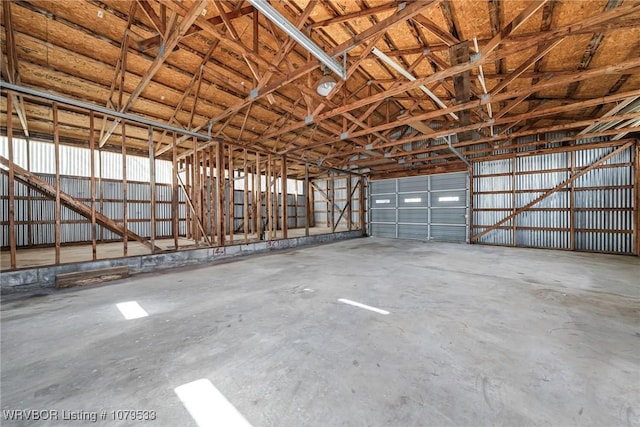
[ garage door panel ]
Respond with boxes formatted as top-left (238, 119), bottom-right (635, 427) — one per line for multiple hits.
top-left (371, 194), bottom-right (396, 207)
top-left (371, 180), bottom-right (395, 194)
top-left (398, 224), bottom-right (428, 239)
top-left (371, 223), bottom-right (396, 238)
top-left (398, 192), bottom-right (428, 207)
top-left (431, 189), bottom-right (466, 207)
top-left (371, 209), bottom-right (395, 222)
top-left (370, 172), bottom-right (468, 242)
top-left (397, 176), bottom-right (428, 192)
top-left (431, 208), bottom-right (466, 224)
top-left (398, 209), bottom-right (428, 223)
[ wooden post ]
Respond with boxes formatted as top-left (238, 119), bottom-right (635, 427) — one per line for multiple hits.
top-left (98, 143), bottom-right (104, 242)
top-left (90, 111), bottom-right (97, 260)
top-left (570, 150), bottom-right (575, 251)
top-left (209, 145), bottom-right (215, 242)
top-left (149, 126), bottom-right (156, 253)
top-left (330, 173), bottom-right (336, 231)
top-left (228, 145), bottom-right (234, 244)
top-left (266, 154), bottom-right (272, 240)
top-left (359, 176), bottom-right (366, 234)
top-left (7, 95), bottom-right (16, 269)
top-left (469, 164), bottom-right (474, 244)
top-left (309, 174), bottom-right (315, 228)
top-left (347, 174), bottom-right (352, 231)
top-left (254, 153), bottom-right (260, 238)
top-left (635, 141), bottom-right (640, 256)
top-left (53, 103), bottom-right (61, 264)
top-left (122, 122), bottom-right (128, 257)
top-left (216, 141), bottom-right (225, 246)
top-left (281, 155), bottom-right (288, 239)
top-left (511, 156), bottom-right (516, 246)
top-left (26, 133), bottom-right (32, 247)
top-left (243, 149), bottom-right (249, 242)
top-left (192, 141), bottom-right (200, 246)
top-left (172, 132), bottom-right (179, 250)
top-left (185, 155), bottom-right (191, 239)
top-left (304, 163), bottom-right (310, 237)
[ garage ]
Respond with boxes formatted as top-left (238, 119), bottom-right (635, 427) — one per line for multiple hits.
top-left (1, 1), bottom-right (639, 426)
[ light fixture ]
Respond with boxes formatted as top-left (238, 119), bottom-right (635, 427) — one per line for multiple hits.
top-left (316, 68), bottom-right (337, 97)
top-left (247, 0), bottom-right (346, 80)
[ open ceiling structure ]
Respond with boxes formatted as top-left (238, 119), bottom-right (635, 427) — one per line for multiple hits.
top-left (2, 0), bottom-right (640, 178)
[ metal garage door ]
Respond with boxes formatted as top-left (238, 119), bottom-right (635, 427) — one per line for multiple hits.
top-left (369, 172), bottom-right (468, 242)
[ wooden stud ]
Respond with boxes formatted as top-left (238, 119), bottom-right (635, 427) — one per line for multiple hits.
top-left (185, 155), bottom-right (191, 239)
top-left (635, 141), bottom-right (640, 256)
top-left (255, 152), bottom-right (261, 239)
top-left (216, 141), bottom-right (225, 246)
top-left (25, 133), bottom-right (32, 247)
top-left (511, 157), bottom-right (517, 246)
top-left (209, 145), bottom-right (215, 242)
top-left (330, 173), bottom-right (336, 231)
top-left (53, 103), bottom-right (61, 264)
top-left (304, 163), bottom-right (310, 237)
top-left (192, 143), bottom-right (200, 245)
top-left (149, 126), bottom-right (156, 253)
top-left (469, 164), bottom-right (474, 243)
top-left (347, 175), bottom-right (353, 231)
top-left (228, 145), bottom-right (234, 244)
top-left (243, 149), bottom-right (249, 243)
top-left (122, 122), bottom-right (128, 257)
top-left (266, 154), bottom-right (272, 240)
top-left (7, 95), bottom-right (16, 269)
top-left (570, 151), bottom-right (575, 251)
top-left (281, 155), bottom-right (288, 239)
top-left (90, 111), bottom-right (97, 260)
top-left (172, 132), bottom-right (179, 251)
top-left (359, 176), bottom-right (366, 234)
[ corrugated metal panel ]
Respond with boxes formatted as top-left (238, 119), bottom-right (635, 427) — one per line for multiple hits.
top-left (473, 145), bottom-right (634, 254)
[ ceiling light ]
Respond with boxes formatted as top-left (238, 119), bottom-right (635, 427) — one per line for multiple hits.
top-left (316, 70), bottom-right (337, 97)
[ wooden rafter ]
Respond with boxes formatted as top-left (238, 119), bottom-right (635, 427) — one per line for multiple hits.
top-left (99, 0), bottom-right (209, 147)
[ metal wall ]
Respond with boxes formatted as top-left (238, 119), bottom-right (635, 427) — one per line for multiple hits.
top-left (369, 171), bottom-right (468, 242)
top-left (473, 146), bottom-right (635, 254)
top-left (0, 172), bottom-right (185, 247)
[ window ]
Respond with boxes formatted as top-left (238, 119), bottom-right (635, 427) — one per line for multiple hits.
top-left (438, 196), bottom-right (459, 202)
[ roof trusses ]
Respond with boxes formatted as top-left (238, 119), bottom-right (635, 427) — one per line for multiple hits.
top-left (1, 0), bottom-right (639, 177)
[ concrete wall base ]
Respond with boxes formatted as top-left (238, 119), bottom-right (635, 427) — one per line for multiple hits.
top-left (1, 231), bottom-right (363, 292)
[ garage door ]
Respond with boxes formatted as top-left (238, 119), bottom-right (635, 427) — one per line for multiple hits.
top-left (369, 172), bottom-right (468, 242)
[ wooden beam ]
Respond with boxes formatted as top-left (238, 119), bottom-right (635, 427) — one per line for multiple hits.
top-left (565, 0), bottom-right (622, 98)
top-left (243, 149), bottom-right (249, 242)
top-left (216, 141), bottom-right (225, 246)
top-left (172, 132), bottom-right (179, 250)
top-left (136, 0), bottom-right (165, 36)
top-left (148, 126), bottom-right (156, 253)
top-left (122, 123), bottom-right (128, 256)
top-left (281, 155), bottom-right (288, 239)
top-left (471, 142), bottom-right (633, 241)
top-left (490, 37), bottom-right (565, 95)
top-left (635, 141), bottom-right (640, 256)
top-left (100, 0), bottom-right (208, 147)
top-left (90, 111), bottom-right (97, 260)
top-left (6, 95), bottom-right (16, 269)
top-left (0, 156), bottom-right (161, 251)
top-left (197, 0), bottom-right (440, 132)
top-left (449, 41), bottom-right (471, 140)
top-left (439, 0), bottom-right (461, 40)
top-left (359, 177), bottom-right (366, 233)
top-left (53, 103), bottom-right (61, 264)
top-left (228, 144), bottom-right (234, 244)
top-left (136, 5), bottom-right (255, 51)
top-left (310, 1), bottom-right (402, 28)
top-left (304, 163), bottom-right (310, 237)
top-left (2, 0), bottom-right (30, 139)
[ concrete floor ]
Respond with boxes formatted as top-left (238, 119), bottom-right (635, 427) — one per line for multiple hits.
top-left (1, 237), bottom-right (639, 426)
top-left (0, 227), bottom-right (346, 270)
